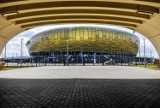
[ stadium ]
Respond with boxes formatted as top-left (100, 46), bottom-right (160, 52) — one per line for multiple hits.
top-left (26, 26), bottom-right (139, 65)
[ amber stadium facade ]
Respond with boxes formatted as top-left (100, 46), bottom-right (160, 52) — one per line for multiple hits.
top-left (26, 26), bottom-right (139, 65)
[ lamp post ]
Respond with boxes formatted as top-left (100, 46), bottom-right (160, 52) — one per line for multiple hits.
top-left (139, 44), bottom-right (141, 64)
top-left (143, 38), bottom-right (146, 67)
top-left (65, 40), bottom-right (68, 65)
top-left (81, 40), bottom-right (83, 65)
top-left (21, 39), bottom-right (23, 66)
top-left (4, 45), bottom-right (6, 59)
top-left (150, 50), bottom-right (153, 64)
top-left (4, 45), bottom-right (8, 67)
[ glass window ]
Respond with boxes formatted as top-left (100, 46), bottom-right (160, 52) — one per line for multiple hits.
top-left (91, 29), bottom-right (96, 41)
top-left (108, 30), bottom-right (113, 40)
top-left (84, 29), bottom-right (88, 40)
top-left (88, 28), bottom-right (92, 40)
top-left (105, 30), bottom-right (109, 39)
top-left (103, 34), bottom-right (106, 38)
top-left (115, 32), bottom-right (118, 40)
top-left (119, 32), bottom-right (122, 40)
top-left (96, 34), bottom-right (99, 40)
top-left (41, 35), bottom-right (44, 41)
top-left (113, 31), bottom-right (116, 39)
top-left (102, 29), bottom-right (106, 35)
top-left (64, 30), bottom-right (68, 40)
top-left (68, 30), bottom-right (73, 40)
top-left (109, 30), bottom-right (113, 36)
top-left (60, 30), bottom-right (64, 40)
top-left (99, 30), bottom-right (103, 40)
top-left (26, 41), bottom-right (30, 46)
top-left (124, 33), bottom-right (128, 40)
top-left (129, 35), bottom-right (132, 41)
top-left (80, 28), bottom-right (84, 40)
top-left (43, 33), bottom-right (48, 40)
top-left (54, 30), bottom-right (58, 39)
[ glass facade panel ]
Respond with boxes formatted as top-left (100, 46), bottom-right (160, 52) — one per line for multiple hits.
top-left (26, 27), bottom-right (139, 62)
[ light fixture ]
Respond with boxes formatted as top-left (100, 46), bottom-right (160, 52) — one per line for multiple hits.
top-left (137, 10), bottom-right (154, 15)
top-left (132, 29), bottom-right (135, 34)
top-left (130, 28), bottom-right (135, 34)
top-left (137, 5), bottom-right (154, 15)
top-left (2, 11), bottom-right (19, 16)
top-left (1, 6), bottom-right (19, 16)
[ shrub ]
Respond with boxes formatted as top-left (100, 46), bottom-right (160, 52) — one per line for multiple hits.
top-left (154, 59), bottom-right (160, 68)
top-left (0, 61), bottom-right (5, 70)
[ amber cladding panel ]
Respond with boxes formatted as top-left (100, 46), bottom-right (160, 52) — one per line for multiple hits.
top-left (26, 27), bottom-right (139, 55)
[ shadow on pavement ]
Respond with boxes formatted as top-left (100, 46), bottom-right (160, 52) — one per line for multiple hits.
top-left (0, 78), bottom-right (160, 108)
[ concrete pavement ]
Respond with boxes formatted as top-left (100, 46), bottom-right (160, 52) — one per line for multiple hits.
top-left (0, 66), bottom-right (160, 79)
top-left (0, 66), bottom-right (160, 108)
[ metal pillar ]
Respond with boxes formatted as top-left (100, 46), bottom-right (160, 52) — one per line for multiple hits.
top-left (20, 39), bottom-right (23, 66)
top-left (143, 38), bottom-right (146, 67)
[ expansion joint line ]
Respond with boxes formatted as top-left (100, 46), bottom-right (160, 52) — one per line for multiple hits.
top-left (149, 34), bottom-right (160, 39)
top-left (0, 21), bottom-right (14, 31)
top-left (146, 22), bottom-right (160, 32)
top-left (0, 21), bottom-right (14, 40)
top-left (146, 22), bottom-right (160, 39)
top-left (0, 36), bottom-right (9, 40)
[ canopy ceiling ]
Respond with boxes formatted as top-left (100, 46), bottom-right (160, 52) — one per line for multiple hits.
top-left (0, 0), bottom-right (160, 56)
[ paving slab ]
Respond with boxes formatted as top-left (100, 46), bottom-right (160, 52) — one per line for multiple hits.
top-left (0, 66), bottom-right (160, 108)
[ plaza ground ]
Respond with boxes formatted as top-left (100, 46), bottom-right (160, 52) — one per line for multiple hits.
top-left (0, 66), bottom-right (160, 79)
top-left (0, 66), bottom-right (160, 107)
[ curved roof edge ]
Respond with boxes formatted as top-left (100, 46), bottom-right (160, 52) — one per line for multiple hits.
top-left (29, 25), bottom-right (139, 41)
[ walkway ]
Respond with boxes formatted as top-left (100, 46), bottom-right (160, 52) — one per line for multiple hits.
top-left (0, 66), bottom-right (160, 79)
top-left (0, 66), bottom-right (160, 108)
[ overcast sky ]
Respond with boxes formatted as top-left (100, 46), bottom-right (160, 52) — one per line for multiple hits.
top-left (0, 24), bottom-right (159, 58)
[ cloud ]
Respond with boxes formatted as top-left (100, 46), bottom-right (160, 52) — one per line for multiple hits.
top-left (0, 24), bottom-right (159, 58)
